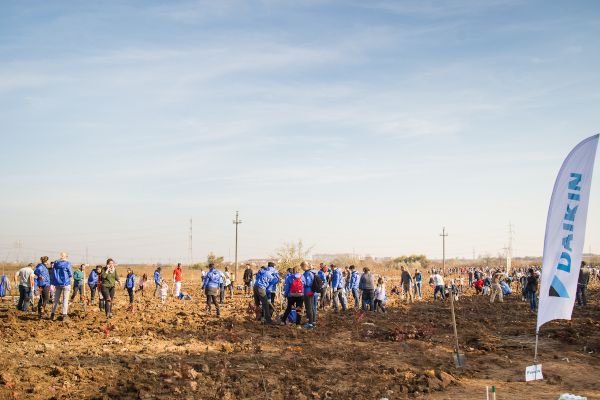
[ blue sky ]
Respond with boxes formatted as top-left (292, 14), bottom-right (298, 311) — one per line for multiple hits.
top-left (1, 1), bottom-right (599, 265)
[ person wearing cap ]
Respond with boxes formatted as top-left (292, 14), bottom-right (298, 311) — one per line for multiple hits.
top-left (153, 267), bottom-right (162, 297)
top-left (34, 256), bottom-right (51, 318)
top-left (15, 263), bottom-right (35, 313)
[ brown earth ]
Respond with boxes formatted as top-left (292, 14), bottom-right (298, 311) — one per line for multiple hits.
top-left (0, 266), bottom-right (599, 399)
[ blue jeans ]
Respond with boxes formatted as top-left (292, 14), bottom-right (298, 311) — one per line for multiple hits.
top-left (576, 285), bottom-right (587, 306)
top-left (414, 282), bottom-right (422, 298)
top-left (17, 285), bottom-right (32, 312)
top-left (314, 293), bottom-right (319, 317)
top-left (433, 285), bottom-right (445, 300)
top-left (341, 288), bottom-right (348, 309)
top-left (528, 290), bottom-right (537, 310)
top-left (352, 288), bottom-right (360, 308)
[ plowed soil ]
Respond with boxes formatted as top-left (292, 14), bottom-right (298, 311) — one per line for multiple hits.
top-left (1, 267), bottom-right (599, 399)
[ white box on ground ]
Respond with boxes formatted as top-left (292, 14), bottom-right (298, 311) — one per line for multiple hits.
top-left (559, 395), bottom-right (587, 400)
top-left (525, 364), bottom-right (543, 381)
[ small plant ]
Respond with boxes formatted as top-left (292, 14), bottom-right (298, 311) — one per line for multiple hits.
top-left (98, 324), bottom-right (116, 338)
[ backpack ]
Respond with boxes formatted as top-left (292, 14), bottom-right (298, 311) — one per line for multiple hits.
top-left (311, 272), bottom-right (325, 293)
top-left (0, 276), bottom-right (6, 297)
top-left (290, 277), bottom-right (303, 297)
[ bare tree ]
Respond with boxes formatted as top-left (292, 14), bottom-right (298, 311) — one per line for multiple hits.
top-left (269, 239), bottom-right (315, 274)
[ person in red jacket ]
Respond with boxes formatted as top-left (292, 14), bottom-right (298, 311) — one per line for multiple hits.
top-left (173, 263), bottom-right (183, 298)
top-left (474, 279), bottom-right (484, 295)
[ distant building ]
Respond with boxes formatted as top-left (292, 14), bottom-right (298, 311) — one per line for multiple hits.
top-left (312, 253), bottom-right (364, 261)
top-left (374, 257), bottom-right (392, 262)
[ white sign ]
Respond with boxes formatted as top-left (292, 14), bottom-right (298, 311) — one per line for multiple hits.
top-left (537, 134), bottom-right (599, 330)
top-left (525, 364), bottom-right (543, 382)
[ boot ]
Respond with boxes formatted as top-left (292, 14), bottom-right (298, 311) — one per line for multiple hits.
top-left (207, 307), bottom-right (211, 315)
top-left (217, 309), bottom-right (221, 317)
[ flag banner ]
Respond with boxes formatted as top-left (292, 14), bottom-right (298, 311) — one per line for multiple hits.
top-left (537, 134), bottom-right (599, 330)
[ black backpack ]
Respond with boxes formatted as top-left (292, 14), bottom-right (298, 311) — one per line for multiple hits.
top-left (311, 272), bottom-right (325, 292)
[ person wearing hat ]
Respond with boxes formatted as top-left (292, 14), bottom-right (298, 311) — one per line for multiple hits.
top-left (153, 267), bottom-right (162, 297)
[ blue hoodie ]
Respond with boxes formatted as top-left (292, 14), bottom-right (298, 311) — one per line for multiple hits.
top-left (34, 263), bottom-right (50, 287)
top-left (254, 268), bottom-right (273, 290)
top-left (302, 269), bottom-right (317, 294)
top-left (125, 274), bottom-right (136, 289)
top-left (87, 270), bottom-right (99, 285)
top-left (318, 270), bottom-right (327, 287)
top-left (154, 270), bottom-right (162, 284)
top-left (202, 268), bottom-right (222, 289)
top-left (349, 270), bottom-right (360, 289)
top-left (50, 260), bottom-right (73, 287)
top-left (331, 268), bottom-right (344, 290)
top-left (266, 266), bottom-right (280, 293)
top-left (283, 272), bottom-right (306, 298)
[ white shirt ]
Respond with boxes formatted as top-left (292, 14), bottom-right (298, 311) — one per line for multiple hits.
top-left (375, 284), bottom-right (386, 300)
top-left (432, 274), bottom-right (444, 286)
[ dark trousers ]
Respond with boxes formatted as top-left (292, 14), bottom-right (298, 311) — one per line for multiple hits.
top-left (101, 286), bottom-right (116, 315)
top-left (71, 285), bottom-right (83, 300)
top-left (127, 288), bottom-right (134, 304)
top-left (38, 286), bottom-right (50, 313)
top-left (219, 283), bottom-right (225, 303)
top-left (374, 299), bottom-right (386, 313)
top-left (361, 289), bottom-right (375, 312)
top-left (244, 282), bottom-right (251, 295)
top-left (253, 286), bottom-right (274, 322)
top-left (282, 296), bottom-right (303, 325)
top-left (303, 294), bottom-right (315, 324)
top-left (352, 288), bottom-right (360, 308)
top-left (206, 294), bottom-right (220, 314)
top-left (17, 285), bottom-right (32, 312)
top-left (89, 284), bottom-right (97, 302)
top-left (434, 285), bottom-right (445, 300)
top-left (576, 285), bottom-right (587, 306)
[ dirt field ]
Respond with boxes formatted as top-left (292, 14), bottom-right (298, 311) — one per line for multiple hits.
top-left (0, 266), bottom-right (599, 399)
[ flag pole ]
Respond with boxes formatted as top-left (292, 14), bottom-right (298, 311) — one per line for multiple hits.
top-left (534, 330), bottom-right (539, 363)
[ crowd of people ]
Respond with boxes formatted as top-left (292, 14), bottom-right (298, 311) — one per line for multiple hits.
top-left (2, 254), bottom-right (597, 327)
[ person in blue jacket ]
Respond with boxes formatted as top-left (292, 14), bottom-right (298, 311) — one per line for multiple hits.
top-left (301, 261), bottom-right (318, 328)
top-left (253, 262), bottom-right (278, 325)
top-left (202, 263), bottom-right (222, 316)
top-left (349, 265), bottom-right (360, 309)
top-left (316, 265), bottom-right (328, 312)
top-left (330, 264), bottom-right (347, 311)
top-left (266, 264), bottom-right (280, 306)
top-left (280, 266), bottom-right (305, 326)
top-left (88, 266), bottom-right (100, 305)
top-left (50, 252), bottom-right (73, 322)
top-left (124, 268), bottom-right (136, 305)
top-left (153, 267), bottom-right (162, 297)
top-left (34, 256), bottom-right (51, 318)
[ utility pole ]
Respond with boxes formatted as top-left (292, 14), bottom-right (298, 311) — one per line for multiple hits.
top-left (508, 222), bottom-right (514, 273)
top-left (86, 247), bottom-right (88, 265)
top-left (188, 216), bottom-right (193, 268)
top-left (233, 211), bottom-right (242, 283)
top-left (473, 248), bottom-right (476, 262)
top-left (14, 241), bottom-right (21, 264)
top-left (440, 228), bottom-right (448, 274)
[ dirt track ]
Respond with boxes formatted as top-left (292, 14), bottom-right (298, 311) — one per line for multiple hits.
top-left (0, 268), bottom-right (599, 399)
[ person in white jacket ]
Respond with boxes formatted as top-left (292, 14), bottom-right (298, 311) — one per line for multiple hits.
top-left (374, 277), bottom-right (387, 314)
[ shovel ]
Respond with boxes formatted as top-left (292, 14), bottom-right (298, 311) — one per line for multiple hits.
top-left (450, 290), bottom-right (466, 368)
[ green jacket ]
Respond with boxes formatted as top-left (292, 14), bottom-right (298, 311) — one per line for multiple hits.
top-left (73, 270), bottom-right (84, 286)
top-left (101, 268), bottom-right (120, 288)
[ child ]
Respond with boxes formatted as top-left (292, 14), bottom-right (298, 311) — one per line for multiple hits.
top-left (159, 280), bottom-right (168, 304)
top-left (374, 277), bottom-right (387, 314)
top-left (136, 274), bottom-right (147, 297)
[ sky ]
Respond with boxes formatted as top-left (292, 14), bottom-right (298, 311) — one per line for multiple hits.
top-left (1, 0), bottom-right (600, 265)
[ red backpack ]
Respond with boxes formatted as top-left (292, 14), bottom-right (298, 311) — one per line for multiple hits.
top-left (290, 276), bottom-right (303, 297)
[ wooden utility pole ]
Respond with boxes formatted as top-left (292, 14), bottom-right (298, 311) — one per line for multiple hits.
top-left (233, 211), bottom-right (242, 283)
top-left (440, 228), bottom-right (448, 274)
